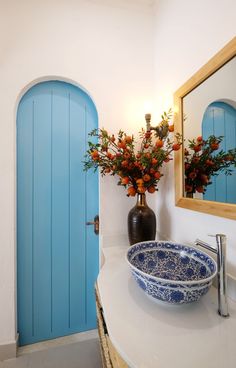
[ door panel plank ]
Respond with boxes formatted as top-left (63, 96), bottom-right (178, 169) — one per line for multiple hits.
top-left (51, 86), bottom-right (70, 335)
top-left (202, 107), bottom-right (216, 200)
top-left (17, 97), bottom-right (34, 342)
top-left (225, 111), bottom-right (236, 203)
top-left (33, 90), bottom-right (53, 340)
top-left (69, 90), bottom-right (86, 330)
top-left (213, 107), bottom-right (227, 203)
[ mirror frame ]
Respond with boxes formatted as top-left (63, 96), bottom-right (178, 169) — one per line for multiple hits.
top-left (174, 36), bottom-right (236, 220)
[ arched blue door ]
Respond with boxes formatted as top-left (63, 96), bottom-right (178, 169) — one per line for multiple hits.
top-left (202, 101), bottom-right (236, 203)
top-left (17, 81), bottom-right (99, 345)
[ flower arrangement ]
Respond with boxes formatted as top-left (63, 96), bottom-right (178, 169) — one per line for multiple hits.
top-left (84, 110), bottom-right (182, 196)
top-left (184, 135), bottom-right (236, 194)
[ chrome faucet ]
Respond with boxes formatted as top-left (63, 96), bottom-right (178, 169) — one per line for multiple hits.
top-left (195, 234), bottom-right (229, 317)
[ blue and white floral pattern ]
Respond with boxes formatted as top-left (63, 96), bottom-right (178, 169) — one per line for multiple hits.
top-left (127, 241), bottom-right (217, 304)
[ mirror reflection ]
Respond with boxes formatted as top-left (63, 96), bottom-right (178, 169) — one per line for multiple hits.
top-left (183, 56), bottom-right (236, 204)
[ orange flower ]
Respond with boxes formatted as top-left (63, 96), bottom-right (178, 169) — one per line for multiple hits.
top-left (106, 152), bottom-right (113, 159)
top-left (151, 158), bottom-right (158, 165)
top-left (136, 178), bottom-right (144, 187)
top-left (148, 186), bottom-right (156, 193)
top-left (118, 140), bottom-right (126, 149)
top-left (154, 171), bottom-right (161, 179)
top-left (91, 150), bottom-right (99, 158)
top-left (123, 151), bottom-right (130, 159)
top-left (200, 174), bottom-right (209, 184)
top-left (192, 157), bottom-right (200, 164)
top-left (206, 159), bottom-right (214, 166)
top-left (210, 142), bottom-right (219, 150)
top-left (155, 139), bottom-right (164, 148)
top-left (137, 186), bottom-right (146, 194)
top-left (121, 160), bottom-right (129, 167)
top-left (143, 174), bottom-right (151, 182)
top-left (196, 186), bottom-right (204, 193)
top-left (189, 171), bottom-right (197, 179)
top-left (145, 132), bottom-right (151, 138)
top-left (121, 177), bottom-right (130, 185)
top-left (127, 186), bottom-right (136, 196)
top-left (172, 143), bottom-right (181, 151)
top-left (125, 135), bottom-right (132, 143)
top-left (185, 184), bottom-right (193, 193)
top-left (193, 145), bottom-right (201, 152)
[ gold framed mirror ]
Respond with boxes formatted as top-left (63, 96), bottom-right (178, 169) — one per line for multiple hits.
top-left (174, 37), bottom-right (236, 220)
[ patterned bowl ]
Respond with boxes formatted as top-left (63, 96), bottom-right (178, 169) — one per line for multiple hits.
top-left (126, 241), bottom-right (217, 304)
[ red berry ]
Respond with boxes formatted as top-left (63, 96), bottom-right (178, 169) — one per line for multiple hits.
top-left (155, 139), bottom-right (164, 148)
top-left (121, 177), bottom-right (129, 185)
top-left (148, 186), bottom-right (156, 193)
top-left (196, 186), bottom-right (204, 193)
top-left (193, 145), bottom-right (201, 152)
top-left (172, 143), bottom-right (180, 151)
top-left (210, 142), bottom-right (219, 150)
top-left (152, 158), bottom-right (158, 165)
top-left (154, 171), bottom-right (161, 179)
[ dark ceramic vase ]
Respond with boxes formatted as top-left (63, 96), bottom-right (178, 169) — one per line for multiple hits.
top-left (128, 193), bottom-right (156, 245)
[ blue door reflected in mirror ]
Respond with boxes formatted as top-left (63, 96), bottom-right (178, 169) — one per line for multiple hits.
top-left (202, 101), bottom-right (236, 204)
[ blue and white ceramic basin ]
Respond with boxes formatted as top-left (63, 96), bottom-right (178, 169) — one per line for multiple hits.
top-left (127, 241), bottom-right (217, 304)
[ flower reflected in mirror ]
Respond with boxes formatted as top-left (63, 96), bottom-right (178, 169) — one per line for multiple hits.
top-left (184, 135), bottom-right (236, 195)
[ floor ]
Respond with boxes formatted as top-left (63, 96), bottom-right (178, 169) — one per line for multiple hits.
top-left (0, 330), bottom-right (102, 368)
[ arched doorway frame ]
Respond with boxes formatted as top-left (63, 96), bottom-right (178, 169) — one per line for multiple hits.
top-left (202, 99), bottom-right (236, 203)
top-left (14, 75), bottom-right (100, 344)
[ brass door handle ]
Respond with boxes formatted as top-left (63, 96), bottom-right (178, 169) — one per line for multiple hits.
top-left (86, 215), bottom-right (99, 235)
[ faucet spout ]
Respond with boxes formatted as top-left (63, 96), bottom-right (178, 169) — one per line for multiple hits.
top-left (195, 234), bottom-right (229, 318)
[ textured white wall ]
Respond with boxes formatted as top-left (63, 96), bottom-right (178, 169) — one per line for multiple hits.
top-left (183, 57), bottom-right (236, 142)
top-left (1, 0), bottom-right (236, 348)
top-left (153, 0), bottom-right (236, 277)
top-left (0, 0), bottom-right (154, 344)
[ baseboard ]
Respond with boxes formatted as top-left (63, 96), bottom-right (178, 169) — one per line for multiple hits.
top-left (0, 336), bottom-right (18, 361)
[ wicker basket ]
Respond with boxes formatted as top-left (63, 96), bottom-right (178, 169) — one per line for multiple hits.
top-left (95, 284), bottom-right (128, 368)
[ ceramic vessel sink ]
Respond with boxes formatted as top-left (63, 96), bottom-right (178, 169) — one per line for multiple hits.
top-left (126, 241), bottom-right (217, 304)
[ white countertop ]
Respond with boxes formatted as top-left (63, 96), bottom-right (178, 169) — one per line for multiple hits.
top-left (97, 243), bottom-right (236, 368)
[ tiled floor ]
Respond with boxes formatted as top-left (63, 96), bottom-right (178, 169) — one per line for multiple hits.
top-left (0, 330), bottom-right (102, 368)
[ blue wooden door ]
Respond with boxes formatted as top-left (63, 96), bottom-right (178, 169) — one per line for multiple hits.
top-left (202, 101), bottom-right (236, 203)
top-left (17, 81), bottom-right (99, 345)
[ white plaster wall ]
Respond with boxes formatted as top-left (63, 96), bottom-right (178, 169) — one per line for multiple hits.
top-left (184, 57), bottom-right (236, 142)
top-left (0, 0), bottom-right (154, 344)
top-left (153, 0), bottom-right (236, 276)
